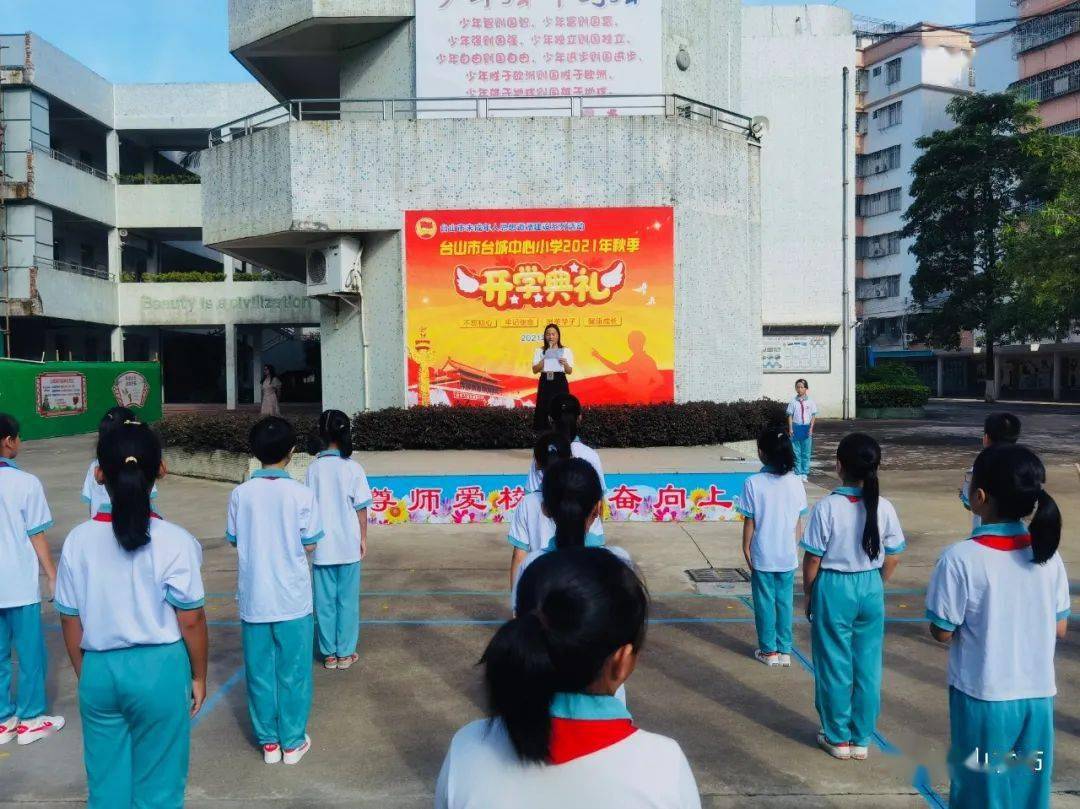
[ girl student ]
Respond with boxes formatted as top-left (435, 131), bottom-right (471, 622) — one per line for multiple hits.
top-left (81, 407), bottom-right (158, 517)
top-left (508, 432), bottom-right (603, 590)
top-left (738, 426), bottom-right (808, 667)
top-left (55, 420), bottom-right (208, 808)
top-left (787, 378), bottom-right (818, 481)
top-left (305, 409), bottom-right (372, 671)
top-left (436, 547), bottom-right (701, 809)
top-left (0, 413), bottom-right (64, 747)
top-left (526, 394), bottom-right (606, 522)
top-left (800, 433), bottom-right (906, 761)
top-left (927, 444), bottom-right (1069, 809)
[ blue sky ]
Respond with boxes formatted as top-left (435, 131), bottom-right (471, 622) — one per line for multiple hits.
top-left (7, 0), bottom-right (979, 85)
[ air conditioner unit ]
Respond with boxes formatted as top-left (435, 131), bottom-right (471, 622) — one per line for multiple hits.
top-left (305, 237), bottom-right (362, 297)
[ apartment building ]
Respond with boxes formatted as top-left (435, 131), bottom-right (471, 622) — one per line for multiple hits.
top-left (1010, 0), bottom-right (1080, 135)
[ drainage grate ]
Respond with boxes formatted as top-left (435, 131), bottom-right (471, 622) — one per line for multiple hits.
top-left (686, 567), bottom-right (750, 584)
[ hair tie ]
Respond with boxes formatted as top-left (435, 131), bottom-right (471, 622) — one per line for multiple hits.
top-left (123, 456), bottom-right (139, 465)
top-left (547, 443), bottom-right (558, 454)
top-left (123, 419), bottom-right (142, 426)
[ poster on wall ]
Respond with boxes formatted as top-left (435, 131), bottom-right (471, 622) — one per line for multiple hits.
top-left (415, 0), bottom-right (662, 111)
top-left (762, 334), bottom-right (831, 374)
top-left (404, 207), bottom-right (674, 408)
top-left (35, 372), bottom-right (87, 418)
top-left (113, 371), bottom-right (150, 408)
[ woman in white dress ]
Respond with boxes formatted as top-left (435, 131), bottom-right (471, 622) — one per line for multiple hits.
top-left (260, 365), bottom-right (282, 416)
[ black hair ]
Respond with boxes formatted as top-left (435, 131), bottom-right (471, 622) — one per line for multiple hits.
top-left (249, 416), bottom-right (296, 465)
top-left (97, 420), bottom-right (161, 552)
top-left (971, 444), bottom-right (1060, 564)
top-left (533, 431), bottom-right (572, 472)
top-left (837, 433), bottom-right (883, 560)
top-left (484, 546), bottom-right (649, 763)
top-left (542, 323), bottom-right (564, 349)
top-left (262, 364), bottom-right (277, 382)
top-left (0, 413), bottom-right (19, 441)
top-left (984, 412), bottom-right (1021, 446)
top-left (547, 393), bottom-right (582, 440)
top-left (541, 457), bottom-right (603, 550)
top-left (318, 409), bottom-right (353, 458)
top-left (98, 407), bottom-right (136, 441)
top-left (757, 425), bottom-right (796, 474)
top-left (795, 378), bottom-right (809, 389)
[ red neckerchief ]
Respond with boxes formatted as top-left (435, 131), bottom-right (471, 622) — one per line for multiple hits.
top-left (548, 717), bottom-right (637, 765)
top-left (93, 512), bottom-right (162, 523)
top-left (972, 533), bottom-right (1032, 551)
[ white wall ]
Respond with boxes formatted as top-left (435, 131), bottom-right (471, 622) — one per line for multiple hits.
top-left (974, 33), bottom-right (1017, 93)
top-left (116, 184), bottom-right (202, 229)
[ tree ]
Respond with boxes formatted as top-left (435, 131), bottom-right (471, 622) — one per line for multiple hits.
top-left (902, 94), bottom-right (1051, 401)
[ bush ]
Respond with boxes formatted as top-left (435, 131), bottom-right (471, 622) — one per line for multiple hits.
top-left (116, 172), bottom-right (200, 185)
top-left (156, 399), bottom-right (787, 453)
top-left (855, 383), bottom-right (930, 409)
top-left (121, 271), bottom-right (225, 283)
top-left (860, 362), bottom-right (924, 386)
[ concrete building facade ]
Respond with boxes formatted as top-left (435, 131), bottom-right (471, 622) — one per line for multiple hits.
top-left (1011, 0), bottom-right (1080, 135)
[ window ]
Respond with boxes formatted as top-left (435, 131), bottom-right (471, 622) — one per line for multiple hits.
top-left (856, 275), bottom-right (901, 300)
top-left (855, 231), bottom-right (902, 259)
top-left (885, 58), bottom-right (901, 85)
top-left (872, 66), bottom-right (882, 77)
top-left (856, 188), bottom-right (902, 217)
top-left (856, 112), bottom-right (868, 135)
top-left (872, 101), bottom-right (902, 130)
top-left (856, 145), bottom-right (901, 177)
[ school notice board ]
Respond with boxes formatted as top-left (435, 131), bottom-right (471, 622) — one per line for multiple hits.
top-left (762, 334), bottom-right (831, 374)
top-left (364, 472), bottom-right (750, 525)
top-left (0, 359), bottom-right (162, 440)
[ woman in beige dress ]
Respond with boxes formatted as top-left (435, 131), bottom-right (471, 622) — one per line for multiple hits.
top-left (260, 364), bottom-right (282, 416)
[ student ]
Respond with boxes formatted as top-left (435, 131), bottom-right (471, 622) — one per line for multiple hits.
top-left (82, 407), bottom-right (157, 517)
top-left (306, 409), bottom-right (372, 671)
top-left (436, 547), bottom-right (701, 809)
top-left (508, 433), bottom-right (603, 590)
top-left (738, 427), bottom-right (808, 667)
top-left (227, 416), bottom-right (323, 765)
top-left (526, 393), bottom-right (606, 497)
top-left (55, 420), bottom-right (206, 808)
top-left (927, 444), bottom-right (1068, 809)
top-left (800, 433), bottom-right (905, 761)
top-left (786, 379), bottom-right (818, 482)
top-left (0, 413), bottom-right (63, 747)
top-left (959, 412), bottom-right (1021, 531)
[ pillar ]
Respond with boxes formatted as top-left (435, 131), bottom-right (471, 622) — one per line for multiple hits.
top-left (1052, 350), bottom-right (1062, 402)
top-left (223, 254), bottom-right (235, 282)
top-left (143, 149), bottom-right (154, 182)
top-left (252, 328), bottom-right (263, 404)
top-left (109, 326), bottom-right (123, 362)
top-left (105, 130), bottom-right (119, 178)
top-left (936, 355), bottom-right (944, 398)
top-left (107, 228), bottom-right (122, 282)
top-left (225, 324), bottom-right (237, 410)
top-left (319, 299), bottom-right (365, 413)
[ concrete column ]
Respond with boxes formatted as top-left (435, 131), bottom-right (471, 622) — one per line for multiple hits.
top-left (109, 327), bottom-right (123, 361)
top-left (936, 355), bottom-right (944, 398)
top-left (105, 130), bottom-right (119, 178)
top-left (223, 254), bottom-right (235, 282)
top-left (107, 228), bottom-right (122, 282)
top-left (1052, 350), bottom-right (1062, 402)
top-left (225, 324), bottom-right (237, 410)
top-left (143, 150), bottom-right (154, 182)
top-left (319, 299), bottom-right (365, 413)
top-left (252, 329), bottom-right (263, 405)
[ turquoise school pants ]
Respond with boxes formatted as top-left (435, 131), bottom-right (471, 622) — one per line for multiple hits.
top-left (949, 687), bottom-right (1054, 809)
top-left (750, 570), bottom-right (795, 654)
top-left (241, 614), bottom-right (313, 750)
top-left (313, 562), bottom-right (361, 658)
top-left (810, 569), bottom-right (885, 746)
top-left (793, 437), bottom-right (813, 477)
top-left (0, 602), bottom-right (47, 719)
top-left (79, 642), bottom-right (191, 809)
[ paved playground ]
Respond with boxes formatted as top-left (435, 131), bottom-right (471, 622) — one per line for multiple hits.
top-left (3, 402), bottom-right (1079, 808)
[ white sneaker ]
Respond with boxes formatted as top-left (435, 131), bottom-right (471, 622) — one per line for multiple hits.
top-left (817, 730), bottom-right (851, 760)
top-left (754, 650), bottom-right (781, 666)
top-left (262, 743), bottom-right (282, 764)
top-left (0, 716), bottom-right (17, 745)
top-left (850, 745), bottom-right (869, 761)
top-left (283, 734), bottom-right (311, 765)
top-left (778, 654), bottom-right (792, 667)
top-left (16, 715), bottom-right (64, 745)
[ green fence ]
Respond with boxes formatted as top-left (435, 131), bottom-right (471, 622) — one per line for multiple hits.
top-left (0, 359), bottom-right (163, 440)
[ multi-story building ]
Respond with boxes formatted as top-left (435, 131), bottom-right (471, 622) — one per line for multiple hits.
top-left (1010, 0), bottom-right (1080, 135)
top-left (0, 33), bottom-right (320, 407)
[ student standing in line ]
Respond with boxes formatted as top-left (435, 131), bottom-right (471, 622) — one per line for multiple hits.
top-left (526, 394), bottom-right (606, 497)
top-left (800, 433), bottom-right (906, 761)
top-left (927, 444), bottom-right (1068, 809)
top-left (227, 416), bottom-right (323, 765)
top-left (81, 407), bottom-right (159, 517)
top-left (55, 420), bottom-right (207, 808)
top-left (306, 409), bottom-right (372, 671)
top-left (436, 547), bottom-right (701, 809)
top-left (959, 413), bottom-right (1021, 532)
top-left (0, 413), bottom-right (64, 747)
top-left (738, 427), bottom-right (808, 667)
top-left (787, 379), bottom-right (818, 482)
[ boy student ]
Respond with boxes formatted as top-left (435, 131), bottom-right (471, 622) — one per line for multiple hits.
top-left (226, 417), bottom-right (323, 765)
top-left (960, 413), bottom-right (1021, 531)
top-left (787, 379), bottom-right (817, 481)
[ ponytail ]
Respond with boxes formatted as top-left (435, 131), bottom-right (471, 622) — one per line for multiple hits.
top-left (837, 432), bottom-right (883, 561)
top-left (318, 409), bottom-right (353, 458)
top-left (97, 421), bottom-right (161, 552)
top-left (541, 458), bottom-right (602, 550)
top-left (533, 430), bottom-right (572, 472)
top-left (757, 425), bottom-right (796, 474)
top-left (548, 393), bottom-right (582, 441)
top-left (972, 444), bottom-right (1061, 565)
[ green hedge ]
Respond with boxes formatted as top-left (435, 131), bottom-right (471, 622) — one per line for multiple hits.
top-left (855, 382), bottom-right (930, 409)
top-left (120, 270), bottom-right (278, 283)
top-left (156, 399), bottom-right (786, 453)
top-left (116, 172), bottom-right (200, 185)
top-left (859, 362), bottom-right (924, 386)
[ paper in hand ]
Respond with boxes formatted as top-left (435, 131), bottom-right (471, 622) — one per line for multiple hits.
top-left (542, 348), bottom-right (563, 373)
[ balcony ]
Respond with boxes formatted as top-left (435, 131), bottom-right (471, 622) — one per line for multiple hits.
top-left (1010, 59), bottom-right (1080, 104)
top-left (1014, 2), bottom-right (1080, 54)
top-left (26, 145), bottom-right (115, 225)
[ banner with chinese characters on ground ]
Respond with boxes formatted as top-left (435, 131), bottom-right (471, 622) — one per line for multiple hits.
top-left (404, 207), bottom-right (674, 407)
top-left (365, 472), bottom-right (750, 525)
top-left (415, 0), bottom-right (662, 109)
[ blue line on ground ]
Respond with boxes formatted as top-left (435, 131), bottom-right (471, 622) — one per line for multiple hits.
top-left (191, 666), bottom-right (246, 729)
top-left (914, 765), bottom-right (950, 809)
top-left (202, 587), bottom-right (935, 600)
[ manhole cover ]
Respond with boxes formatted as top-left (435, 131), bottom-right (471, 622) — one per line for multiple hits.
top-left (686, 567), bottom-right (749, 583)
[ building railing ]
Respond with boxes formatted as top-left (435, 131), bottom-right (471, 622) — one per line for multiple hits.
top-left (1009, 59), bottom-right (1080, 104)
top-left (208, 94), bottom-right (757, 147)
top-left (31, 143), bottom-right (110, 181)
top-left (1014, 2), bottom-right (1080, 54)
top-left (39, 257), bottom-right (112, 280)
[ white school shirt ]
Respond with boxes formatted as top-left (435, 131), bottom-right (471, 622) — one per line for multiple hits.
top-left (0, 460), bottom-right (53, 609)
top-left (532, 346), bottom-right (575, 372)
top-left (507, 491), bottom-right (603, 553)
top-left (225, 469), bottom-right (324, 623)
top-left (786, 396), bottom-right (818, 426)
top-left (305, 451), bottom-right (372, 566)
top-left (54, 515), bottom-right (205, 652)
top-left (799, 488), bottom-right (906, 572)
top-left (436, 707), bottom-right (700, 809)
top-left (526, 441), bottom-right (606, 494)
top-left (925, 521), bottom-right (1071, 702)
top-left (81, 459), bottom-right (157, 517)
top-left (737, 468), bottom-right (808, 572)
